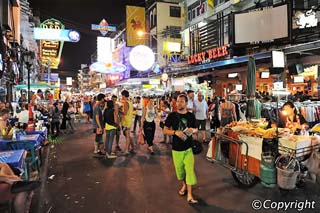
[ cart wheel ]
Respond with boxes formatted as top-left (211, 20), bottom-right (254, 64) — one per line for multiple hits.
top-left (231, 170), bottom-right (259, 187)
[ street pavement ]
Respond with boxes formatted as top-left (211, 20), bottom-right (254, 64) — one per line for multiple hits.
top-left (31, 121), bottom-right (320, 213)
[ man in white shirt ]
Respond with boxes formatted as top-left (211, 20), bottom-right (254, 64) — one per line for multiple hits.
top-left (132, 96), bottom-right (142, 133)
top-left (194, 92), bottom-right (208, 143)
top-left (187, 90), bottom-right (195, 113)
top-left (17, 104), bottom-right (29, 124)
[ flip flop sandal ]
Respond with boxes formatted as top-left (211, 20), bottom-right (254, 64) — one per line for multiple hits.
top-left (187, 199), bottom-right (199, 204)
top-left (178, 189), bottom-right (187, 196)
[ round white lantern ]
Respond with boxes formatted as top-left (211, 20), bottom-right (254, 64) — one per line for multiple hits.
top-left (129, 45), bottom-right (155, 71)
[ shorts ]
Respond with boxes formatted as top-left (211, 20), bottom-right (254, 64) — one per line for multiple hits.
top-left (196, 119), bottom-right (206, 130)
top-left (172, 148), bottom-right (197, 185)
top-left (93, 129), bottom-right (104, 145)
top-left (122, 126), bottom-right (130, 134)
top-left (115, 127), bottom-right (121, 136)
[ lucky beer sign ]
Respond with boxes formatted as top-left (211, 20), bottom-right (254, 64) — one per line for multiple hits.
top-left (187, 45), bottom-right (229, 65)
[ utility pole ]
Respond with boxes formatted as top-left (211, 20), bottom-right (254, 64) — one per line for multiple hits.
top-left (47, 60), bottom-right (51, 84)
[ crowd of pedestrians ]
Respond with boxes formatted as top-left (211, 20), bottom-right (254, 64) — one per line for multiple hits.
top-left (0, 88), bottom-right (244, 206)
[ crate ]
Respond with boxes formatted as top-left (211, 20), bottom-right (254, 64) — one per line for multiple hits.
top-left (279, 136), bottom-right (311, 158)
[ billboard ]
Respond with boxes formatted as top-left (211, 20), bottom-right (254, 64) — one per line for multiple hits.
top-left (34, 28), bottom-right (80, 42)
top-left (97, 37), bottom-right (113, 63)
top-left (39, 19), bottom-right (65, 69)
top-left (43, 73), bottom-right (59, 82)
top-left (126, 6), bottom-right (146, 46)
top-left (233, 4), bottom-right (289, 45)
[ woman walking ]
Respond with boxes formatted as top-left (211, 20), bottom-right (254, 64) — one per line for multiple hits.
top-left (141, 96), bottom-right (156, 155)
top-left (104, 100), bottom-right (118, 159)
top-left (51, 102), bottom-right (61, 137)
top-left (160, 100), bottom-right (171, 144)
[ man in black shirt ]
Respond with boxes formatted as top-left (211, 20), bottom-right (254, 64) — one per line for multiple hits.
top-left (164, 94), bottom-right (199, 204)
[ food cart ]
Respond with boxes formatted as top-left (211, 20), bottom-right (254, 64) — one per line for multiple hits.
top-left (208, 119), bottom-right (320, 189)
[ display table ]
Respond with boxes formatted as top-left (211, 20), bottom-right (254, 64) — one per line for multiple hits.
top-left (0, 134), bottom-right (42, 150)
top-left (0, 149), bottom-right (25, 170)
top-left (26, 127), bottom-right (48, 142)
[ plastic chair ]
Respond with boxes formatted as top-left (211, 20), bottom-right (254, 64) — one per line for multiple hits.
top-left (6, 141), bottom-right (41, 181)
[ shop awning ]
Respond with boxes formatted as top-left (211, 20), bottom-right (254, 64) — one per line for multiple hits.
top-left (167, 52), bottom-right (271, 75)
top-left (15, 84), bottom-right (55, 90)
top-left (166, 40), bottom-right (320, 76)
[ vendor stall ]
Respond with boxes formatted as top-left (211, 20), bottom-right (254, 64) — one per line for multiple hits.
top-left (208, 119), bottom-right (320, 190)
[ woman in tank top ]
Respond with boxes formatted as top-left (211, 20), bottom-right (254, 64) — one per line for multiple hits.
top-left (141, 96), bottom-right (156, 155)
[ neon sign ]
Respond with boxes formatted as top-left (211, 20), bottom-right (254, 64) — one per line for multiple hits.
top-left (91, 19), bottom-right (116, 36)
top-left (39, 19), bottom-right (65, 69)
top-left (187, 45), bottom-right (229, 65)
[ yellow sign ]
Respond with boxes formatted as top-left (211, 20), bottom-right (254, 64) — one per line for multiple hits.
top-left (142, 84), bottom-right (152, 89)
top-left (208, 0), bottom-right (214, 8)
top-left (164, 42), bottom-right (181, 53)
top-left (126, 6), bottom-right (146, 46)
top-left (40, 19), bottom-right (65, 69)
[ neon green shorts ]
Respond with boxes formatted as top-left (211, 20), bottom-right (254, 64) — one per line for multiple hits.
top-left (172, 148), bottom-right (197, 185)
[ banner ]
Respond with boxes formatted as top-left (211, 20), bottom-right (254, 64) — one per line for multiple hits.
top-left (126, 6), bottom-right (146, 46)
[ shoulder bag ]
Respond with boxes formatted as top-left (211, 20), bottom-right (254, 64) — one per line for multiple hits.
top-left (175, 112), bottom-right (203, 155)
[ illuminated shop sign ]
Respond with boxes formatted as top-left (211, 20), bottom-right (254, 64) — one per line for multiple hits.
top-left (295, 10), bottom-right (318, 29)
top-left (91, 19), bottom-right (116, 36)
top-left (105, 73), bottom-right (121, 86)
top-left (34, 28), bottom-right (80, 42)
top-left (187, 45), bottom-right (229, 65)
top-left (39, 19), bottom-right (65, 69)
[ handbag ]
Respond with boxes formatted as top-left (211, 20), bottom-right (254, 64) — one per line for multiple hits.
top-left (190, 139), bottom-right (203, 155)
top-left (138, 130), bottom-right (145, 145)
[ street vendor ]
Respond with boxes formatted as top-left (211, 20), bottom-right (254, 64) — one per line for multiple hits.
top-left (277, 101), bottom-right (309, 134)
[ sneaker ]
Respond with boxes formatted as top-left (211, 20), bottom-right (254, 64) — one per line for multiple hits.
top-left (129, 149), bottom-right (136, 154)
top-left (123, 151), bottom-right (130, 156)
top-left (115, 146), bottom-right (122, 151)
top-left (106, 153), bottom-right (117, 159)
top-left (93, 150), bottom-right (104, 158)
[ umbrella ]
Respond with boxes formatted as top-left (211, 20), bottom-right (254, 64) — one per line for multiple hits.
top-left (246, 56), bottom-right (256, 118)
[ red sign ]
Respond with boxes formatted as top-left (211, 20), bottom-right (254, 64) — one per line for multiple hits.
top-left (187, 45), bottom-right (229, 65)
top-left (105, 74), bottom-right (121, 86)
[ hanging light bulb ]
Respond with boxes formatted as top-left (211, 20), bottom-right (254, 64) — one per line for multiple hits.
top-left (162, 73), bottom-right (168, 82)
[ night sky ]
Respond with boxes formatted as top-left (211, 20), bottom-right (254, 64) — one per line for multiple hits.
top-left (28, 0), bottom-right (145, 73)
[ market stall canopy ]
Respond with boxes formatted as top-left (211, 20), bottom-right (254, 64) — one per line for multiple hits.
top-left (15, 84), bottom-right (55, 90)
